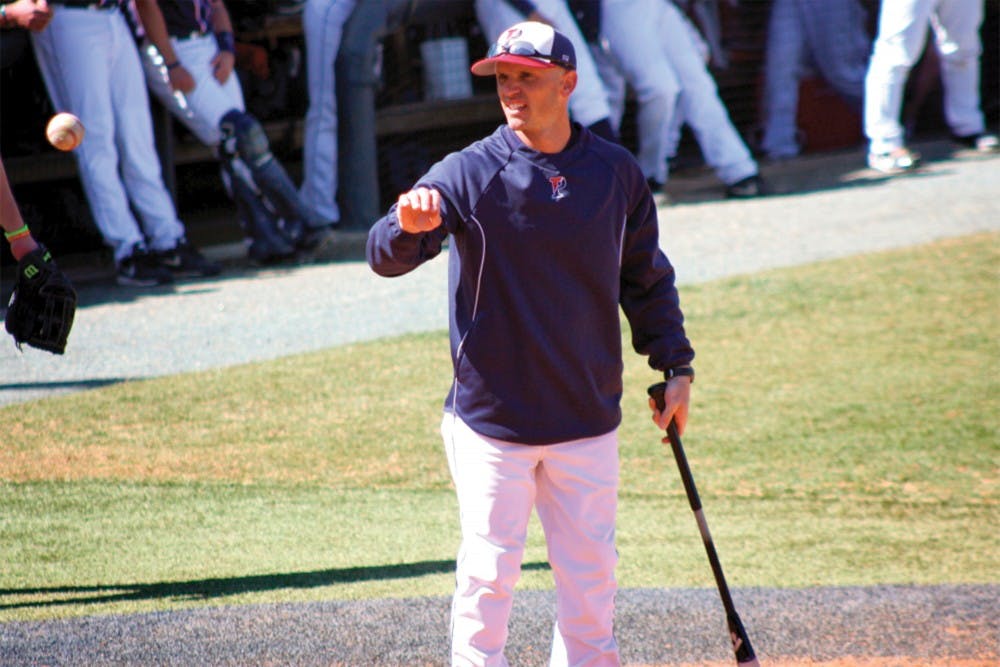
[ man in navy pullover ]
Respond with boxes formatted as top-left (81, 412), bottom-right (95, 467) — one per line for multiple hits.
top-left (367, 21), bottom-right (694, 666)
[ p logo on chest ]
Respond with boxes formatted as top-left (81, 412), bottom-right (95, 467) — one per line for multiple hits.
top-left (548, 175), bottom-right (569, 201)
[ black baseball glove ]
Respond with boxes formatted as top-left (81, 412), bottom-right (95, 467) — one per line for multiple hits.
top-left (5, 244), bottom-right (77, 354)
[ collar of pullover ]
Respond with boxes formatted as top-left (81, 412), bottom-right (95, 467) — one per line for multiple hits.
top-left (500, 123), bottom-right (587, 169)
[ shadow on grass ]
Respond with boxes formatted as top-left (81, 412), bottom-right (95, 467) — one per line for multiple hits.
top-left (0, 378), bottom-right (130, 394)
top-left (0, 560), bottom-right (552, 611)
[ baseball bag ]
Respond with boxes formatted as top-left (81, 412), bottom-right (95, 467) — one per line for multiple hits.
top-left (5, 244), bottom-right (77, 354)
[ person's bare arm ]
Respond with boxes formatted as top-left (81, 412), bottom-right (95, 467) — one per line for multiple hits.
top-left (134, 0), bottom-right (196, 93)
top-left (208, 0), bottom-right (236, 84)
top-left (1, 158), bottom-right (40, 260)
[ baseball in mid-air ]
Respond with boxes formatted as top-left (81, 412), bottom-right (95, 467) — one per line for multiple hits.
top-left (45, 112), bottom-right (85, 151)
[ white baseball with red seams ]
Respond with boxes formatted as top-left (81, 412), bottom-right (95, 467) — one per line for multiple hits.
top-left (45, 112), bottom-right (85, 151)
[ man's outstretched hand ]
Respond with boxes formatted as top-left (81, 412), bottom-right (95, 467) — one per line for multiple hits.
top-left (396, 187), bottom-right (442, 233)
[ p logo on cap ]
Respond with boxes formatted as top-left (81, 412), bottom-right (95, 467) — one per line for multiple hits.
top-left (470, 21), bottom-right (577, 76)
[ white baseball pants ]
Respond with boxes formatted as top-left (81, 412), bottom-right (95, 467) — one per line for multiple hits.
top-left (31, 6), bottom-right (185, 262)
top-left (864, 0), bottom-right (986, 154)
top-left (299, 0), bottom-right (358, 226)
top-left (442, 414), bottom-right (620, 667)
top-left (140, 33), bottom-right (245, 146)
top-left (601, 0), bottom-right (757, 185)
top-left (761, 0), bottom-right (870, 159)
top-left (475, 0), bottom-right (614, 128)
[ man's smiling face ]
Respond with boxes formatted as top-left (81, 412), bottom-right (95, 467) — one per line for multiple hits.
top-left (495, 61), bottom-right (575, 141)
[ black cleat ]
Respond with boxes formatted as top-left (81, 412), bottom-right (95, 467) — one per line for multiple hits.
top-left (952, 132), bottom-right (999, 153)
top-left (725, 174), bottom-right (763, 199)
top-left (117, 247), bottom-right (174, 287)
top-left (156, 239), bottom-right (222, 278)
top-left (294, 223), bottom-right (340, 261)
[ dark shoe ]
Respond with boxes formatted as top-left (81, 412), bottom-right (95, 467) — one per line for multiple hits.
top-left (952, 132), bottom-right (999, 153)
top-left (117, 248), bottom-right (174, 287)
top-left (278, 216), bottom-right (307, 248)
top-left (247, 238), bottom-right (297, 265)
top-left (725, 174), bottom-right (762, 198)
top-left (295, 223), bottom-right (338, 253)
top-left (156, 239), bottom-right (222, 278)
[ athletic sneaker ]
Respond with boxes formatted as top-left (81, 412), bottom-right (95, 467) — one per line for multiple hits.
top-left (295, 223), bottom-right (339, 255)
top-left (725, 174), bottom-right (763, 199)
top-left (247, 236), bottom-right (297, 266)
top-left (952, 132), bottom-right (999, 153)
top-left (867, 147), bottom-right (921, 174)
top-left (156, 239), bottom-right (222, 278)
top-left (117, 247), bottom-right (174, 287)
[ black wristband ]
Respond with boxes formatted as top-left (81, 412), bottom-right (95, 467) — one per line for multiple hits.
top-left (165, 60), bottom-right (181, 70)
top-left (215, 30), bottom-right (235, 54)
top-left (665, 366), bottom-right (694, 383)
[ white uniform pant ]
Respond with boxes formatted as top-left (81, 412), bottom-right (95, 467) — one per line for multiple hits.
top-left (864, 0), bottom-right (985, 154)
top-left (761, 0), bottom-right (870, 159)
top-left (442, 414), bottom-right (620, 667)
top-left (475, 0), bottom-right (613, 128)
top-left (601, 0), bottom-right (757, 185)
top-left (299, 0), bottom-right (357, 225)
top-left (140, 33), bottom-right (245, 145)
top-left (31, 6), bottom-right (184, 262)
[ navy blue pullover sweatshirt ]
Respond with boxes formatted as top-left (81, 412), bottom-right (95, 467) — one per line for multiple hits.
top-left (367, 124), bottom-right (693, 445)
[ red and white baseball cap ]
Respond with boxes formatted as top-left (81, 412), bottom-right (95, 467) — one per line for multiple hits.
top-left (470, 21), bottom-right (577, 76)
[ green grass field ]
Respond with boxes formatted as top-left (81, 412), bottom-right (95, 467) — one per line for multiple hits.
top-left (2, 233), bottom-right (997, 622)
